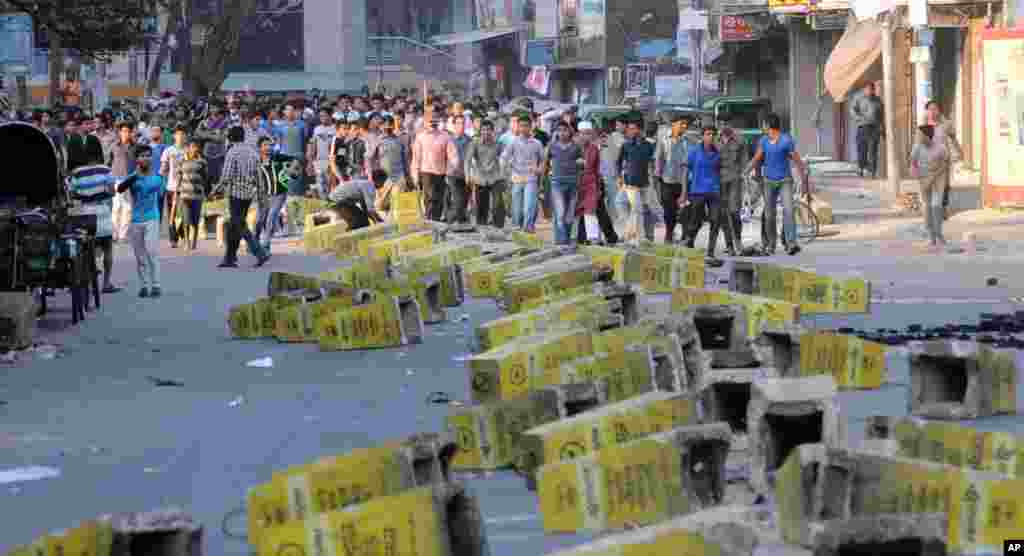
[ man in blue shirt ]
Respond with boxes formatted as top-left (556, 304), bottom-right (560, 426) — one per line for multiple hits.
top-left (273, 103), bottom-right (309, 235)
top-left (745, 113), bottom-right (808, 256)
top-left (116, 145), bottom-right (167, 298)
top-left (683, 126), bottom-right (728, 257)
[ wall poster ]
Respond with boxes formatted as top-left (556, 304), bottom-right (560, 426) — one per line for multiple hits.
top-left (981, 28), bottom-right (1024, 207)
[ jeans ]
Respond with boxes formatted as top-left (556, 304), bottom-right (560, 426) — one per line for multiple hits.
top-left (224, 197), bottom-right (265, 263)
top-left (623, 186), bottom-right (654, 244)
top-left (255, 193), bottom-right (287, 249)
top-left (476, 182), bottom-right (506, 228)
top-left (510, 178), bottom-right (539, 231)
top-left (763, 178), bottom-right (796, 250)
top-left (165, 191), bottom-right (180, 245)
top-left (286, 194), bottom-right (305, 234)
top-left (686, 192), bottom-right (733, 254)
top-left (919, 166), bottom-right (948, 242)
top-left (421, 173), bottom-right (447, 221)
top-left (658, 180), bottom-right (683, 242)
top-left (446, 176), bottom-right (469, 224)
top-left (112, 190), bottom-right (132, 241)
top-left (550, 178), bottom-right (577, 244)
top-left (856, 124), bottom-right (881, 176)
top-left (313, 160), bottom-right (330, 198)
top-left (129, 219), bottom-right (160, 288)
top-left (602, 170), bottom-right (619, 221)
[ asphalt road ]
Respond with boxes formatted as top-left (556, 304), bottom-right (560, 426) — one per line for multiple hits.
top-left (1, 240), bottom-right (1022, 554)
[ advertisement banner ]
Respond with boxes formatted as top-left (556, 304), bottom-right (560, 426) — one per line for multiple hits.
top-left (980, 29), bottom-right (1024, 206)
top-left (719, 14), bottom-right (763, 42)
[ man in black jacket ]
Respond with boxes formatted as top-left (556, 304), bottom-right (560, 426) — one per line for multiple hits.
top-left (253, 136), bottom-right (298, 254)
top-left (65, 117), bottom-right (104, 171)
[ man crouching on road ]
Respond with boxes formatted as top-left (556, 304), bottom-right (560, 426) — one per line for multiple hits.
top-left (116, 145), bottom-right (166, 298)
top-left (329, 169), bottom-right (387, 231)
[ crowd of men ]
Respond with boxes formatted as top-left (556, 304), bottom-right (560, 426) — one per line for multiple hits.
top-left (23, 89), bottom-right (813, 297)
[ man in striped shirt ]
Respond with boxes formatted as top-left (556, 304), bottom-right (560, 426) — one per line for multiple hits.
top-left (212, 126), bottom-right (270, 269)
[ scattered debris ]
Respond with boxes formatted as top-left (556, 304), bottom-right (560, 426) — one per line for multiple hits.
top-left (986, 277), bottom-right (999, 286)
top-left (228, 396), bottom-right (246, 408)
top-left (146, 376), bottom-right (185, 388)
top-left (246, 356), bottom-right (274, 368)
top-left (142, 466), bottom-right (164, 473)
top-left (0, 465), bottom-right (61, 484)
top-left (459, 314), bottom-right (470, 322)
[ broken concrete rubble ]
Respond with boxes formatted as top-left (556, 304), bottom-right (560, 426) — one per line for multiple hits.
top-left (517, 390), bottom-right (702, 490)
top-left (535, 423), bottom-right (732, 534)
top-left (908, 340), bottom-right (1021, 419)
top-left (747, 376), bottom-right (844, 494)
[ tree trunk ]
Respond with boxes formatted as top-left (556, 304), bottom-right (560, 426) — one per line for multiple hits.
top-left (146, 5), bottom-right (181, 97)
top-left (183, 0), bottom-right (258, 98)
top-left (48, 31), bottom-right (63, 108)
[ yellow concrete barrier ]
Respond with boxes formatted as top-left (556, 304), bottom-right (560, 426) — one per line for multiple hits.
top-left (467, 328), bottom-right (594, 404)
top-left (365, 230), bottom-right (436, 262)
top-left (317, 295), bottom-right (423, 350)
top-left (730, 261), bottom-right (870, 314)
top-left (518, 391), bottom-right (702, 488)
top-left (475, 293), bottom-right (614, 352)
top-left (228, 296), bottom-right (304, 339)
top-left (465, 248), bottom-right (569, 298)
top-left (670, 287), bottom-right (800, 339)
top-left (331, 223), bottom-right (402, 258)
top-left (536, 423), bottom-right (732, 534)
top-left (501, 256), bottom-right (596, 313)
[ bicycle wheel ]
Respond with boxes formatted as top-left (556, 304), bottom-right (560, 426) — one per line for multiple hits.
top-left (776, 200), bottom-right (819, 245)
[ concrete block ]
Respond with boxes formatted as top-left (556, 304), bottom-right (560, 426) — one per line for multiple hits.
top-left (810, 197), bottom-right (833, 225)
top-left (467, 327), bottom-right (595, 404)
top-left (510, 229), bottom-right (545, 248)
top-left (728, 261), bottom-right (871, 314)
top-left (365, 229), bottom-right (437, 262)
top-left (273, 290), bottom-right (377, 343)
top-left (227, 296), bottom-right (304, 339)
top-left (621, 251), bottom-right (706, 293)
top-left (316, 295), bottom-right (424, 351)
top-left (319, 262), bottom-right (445, 325)
top-left (908, 340), bottom-right (1021, 419)
top-left (542, 506), bottom-right (771, 556)
top-left (774, 444), bottom-right (1023, 554)
top-left (865, 416), bottom-right (1024, 477)
top-left (594, 316), bottom-right (709, 394)
top-left (303, 220), bottom-right (349, 253)
top-left (396, 243), bottom-right (484, 273)
top-left (331, 222), bottom-right (401, 258)
top-left (475, 292), bottom-right (621, 353)
top-left (635, 239), bottom-right (708, 260)
top-left (501, 258), bottom-right (598, 313)
top-left (536, 423), bottom-right (732, 534)
top-left (678, 305), bottom-right (758, 368)
top-left (446, 384), bottom-right (607, 472)
top-left (517, 281), bottom-right (639, 325)
top-left (0, 291), bottom-right (36, 349)
top-left (466, 247), bottom-right (570, 298)
top-left (754, 325), bottom-right (888, 389)
top-left (104, 509), bottom-right (202, 556)
top-left (247, 433), bottom-right (455, 546)
top-left (518, 390), bottom-right (702, 490)
top-left (256, 483), bottom-right (488, 556)
top-left (671, 287), bottom-right (801, 341)
top-left (747, 376), bottom-right (844, 494)
top-left (317, 258), bottom-right (392, 291)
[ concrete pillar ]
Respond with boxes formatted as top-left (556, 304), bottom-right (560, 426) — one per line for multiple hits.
top-left (913, 29), bottom-right (933, 127)
top-left (881, 16), bottom-right (900, 194)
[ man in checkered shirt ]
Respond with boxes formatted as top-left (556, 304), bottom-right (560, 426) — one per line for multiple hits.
top-left (212, 126), bottom-right (270, 268)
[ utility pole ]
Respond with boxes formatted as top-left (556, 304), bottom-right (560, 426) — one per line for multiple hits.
top-left (880, 14), bottom-right (900, 195)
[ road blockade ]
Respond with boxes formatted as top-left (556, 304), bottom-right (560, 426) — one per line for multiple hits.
top-left (729, 261), bottom-right (871, 314)
top-left (670, 287), bottom-right (800, 341)
top-left (467, 328), bottom-right (595, 404)
top-left (620, 251), bottom-right (706, 293)
top-left (536, 423), bottom-right (732, 535)
top-left (256, 483), bottom-right (489, 556)
top-left (754, 325), bottom-right (889, 389)
top-left (775, 444), bottom-right (1024, 555)
top-left (501, 256), bottom-right (597, 313)
top-left (747, 376), bottom-right (845, 494)
top-left (594, 315), bottom-right (709, 393)
top-left (228, 296), bottom-right (304, 339)
top-left (247, 433), bottom-right (455, 547)
top-left (517, 390), bottom-right (703, 490)
top-left (466, 247), bottom-right (571, 298)
top-left (274, 291), bottom-right (376, 343)
top-left (316, 295), bottom-right (424, 351)
top-left (330, 223), bottom-right (403, 258)
top-left (517, 282), bottom-right (639, 324)
top-left (908, 340), bottom-right (1020, 419)
top-left (864, 416), bottom-right (1023, 477)
top-left (365, 229), bottom-right (437, 262)
top-left (475, 293), bottom-right (619, 352)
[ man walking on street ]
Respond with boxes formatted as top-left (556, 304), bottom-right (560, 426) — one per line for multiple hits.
top-left (213, 126), bottom-right (270, 269)
top-left (617, 120), bottom-right (656, 244)
top-left (500, 113), bottom-right (545, 232)
top-left (654, 115), bottom-right (691, 243)
top-left (108, 122), bottom-right (136, 243)
top-left (544, 121), bottom-right (582, 244)
top-left (309, 108), bottom-right (336, 199)
top-left (65, 117), bottom-right (104, 173)
top-left (575, 121), bottom-right (618, 245)
top-left (412, 111), bottom-right (457, 221)
top-left (160, 124), bottom-right (188, 247)
top-left (116, 145), bottom-right (165, 298)
top-left (851, 82), bottom-right (883, 178)
top-left (718, 125), bottom-right (747, 254)
top-left (464, 120), bottom-right (505, 227)
top-left (254, 136), bottom-right (296, 254)
top-left (369, 115), bottom-right (409, 215)
top-left (445, 115), bottom-right (472, 224)
top-left (274, 103), bottom-right (309, 235)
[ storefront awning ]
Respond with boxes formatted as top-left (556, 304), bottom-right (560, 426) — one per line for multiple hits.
top-left (430, 27), bottom-right (522, 47)
top-left (823, 16), bottom-right (882, 102)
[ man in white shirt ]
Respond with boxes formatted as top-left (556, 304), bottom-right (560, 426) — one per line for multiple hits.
top-left (159, 124), bottom-right (188, 247)
top-left (308, 108), bottom-right (336, 199)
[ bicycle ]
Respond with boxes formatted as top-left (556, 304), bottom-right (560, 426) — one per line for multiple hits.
top-left (740, 171), bottom-right (819, 247)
